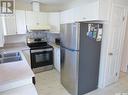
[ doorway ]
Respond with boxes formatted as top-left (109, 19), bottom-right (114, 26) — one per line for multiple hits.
top-left (99, 5), bottom-right (128, 88)
top-left (106, 5), bottom-right (127, 86)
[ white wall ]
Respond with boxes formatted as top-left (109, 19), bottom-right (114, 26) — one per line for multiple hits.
top-left (121, 15), bottom-right (128, 72)
top-left (64, 0), bottom-right (97, 10)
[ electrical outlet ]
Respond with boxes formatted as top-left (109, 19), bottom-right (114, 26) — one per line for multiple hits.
top-left (127, 65), bottom-right (128, 73)
top-left (115, 72), bottom-right (118, 76)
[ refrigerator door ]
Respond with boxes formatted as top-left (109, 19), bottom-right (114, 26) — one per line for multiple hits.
top-left (60, 23), bottom-right (80, 50)
top-left (61, 47), bottom-right (79, 95)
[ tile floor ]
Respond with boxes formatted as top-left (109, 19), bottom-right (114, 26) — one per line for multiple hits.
top-left (35, 70), bottom-right (128, 95)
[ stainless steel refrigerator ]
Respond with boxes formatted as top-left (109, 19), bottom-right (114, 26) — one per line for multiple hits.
top-left (60, 22), bottom-right (103, 95)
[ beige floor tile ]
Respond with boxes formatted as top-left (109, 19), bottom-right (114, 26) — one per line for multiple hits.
top-left (35, 70), bottom-right (128, 95)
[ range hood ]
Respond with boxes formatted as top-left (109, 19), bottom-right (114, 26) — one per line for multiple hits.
top-left (29, 24), bottom-right (50, 31)
top-left (28, 0), bottom-right (50, 31)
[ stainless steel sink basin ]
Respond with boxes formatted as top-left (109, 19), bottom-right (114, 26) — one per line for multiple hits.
top-left (0, 52), bottom-right (22, 64)
top-left (0, 52), bottom-right (19, 58)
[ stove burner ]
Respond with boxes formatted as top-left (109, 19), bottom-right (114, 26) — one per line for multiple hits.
top-left (34, 38), bottom-right (42, 42)
top-left (29, 44), bottom-right (53, 50)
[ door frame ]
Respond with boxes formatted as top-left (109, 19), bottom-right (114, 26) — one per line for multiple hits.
top-left (121, 10), bottom-right (128, 72)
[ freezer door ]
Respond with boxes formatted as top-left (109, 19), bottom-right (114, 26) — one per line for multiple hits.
top-left (60, 23), bottom-right (80, 50)
top-left (61, 47), bottom-right (79, 95)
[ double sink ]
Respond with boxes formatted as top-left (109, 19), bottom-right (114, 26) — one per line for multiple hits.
top-left (0, 52), bottom-right (22, 64)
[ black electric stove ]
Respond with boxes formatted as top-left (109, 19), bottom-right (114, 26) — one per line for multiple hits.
top-left (27, 38), bottom-right (53, 73)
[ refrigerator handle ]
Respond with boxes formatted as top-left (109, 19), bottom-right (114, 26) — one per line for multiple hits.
top-left (60, 46), bottom-right (79, 52)
top-left (60, 47), bottom-right (65, 68)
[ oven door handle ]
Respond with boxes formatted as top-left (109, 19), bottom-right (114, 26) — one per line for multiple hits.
top-left (31, 48), bottom-right (53, 53)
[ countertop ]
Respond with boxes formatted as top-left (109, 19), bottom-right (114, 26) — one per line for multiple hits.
top-left (0, 42), bottom-right (37, 94)
top-left (48, 42), bottom-right (60, 48)
top-left (1, 84), bottom-right (38, 95)
top-left (0, 42), bottom-right (30, 52)
top-left (0, 51), bottom-right (35, 92)
top-left (0, 42), bottom-right (60, 51)
top-left (0, 51), bottom-right (34, 85)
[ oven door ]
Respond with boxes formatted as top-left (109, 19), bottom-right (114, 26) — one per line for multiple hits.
top-left (30, 48), bottom-right (53, 68)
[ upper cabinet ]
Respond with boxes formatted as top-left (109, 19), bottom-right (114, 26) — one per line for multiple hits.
top-left (48, 13), bottom-right (60, 33)
top-left (60, 9), bottom-right (75, 24)
top-left (4, 15), bottom-right (17, 35)
top-left (60, 0), bottom-right (112, 24)
top-left (16, 10), bottom-right (26, 34)
top-left (2, 11), bottom-right (60, 35)
top-left (74, 2), bottom-right (99, 21)
top-left (3, 10), bottom-right (27, 35)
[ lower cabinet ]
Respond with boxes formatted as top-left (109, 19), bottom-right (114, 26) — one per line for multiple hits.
top-left (54, 47), bottom-right (60, 72)
top-left (0, 17), bottom-right (4, 47)
top-left (0, 30), bottom-right (4, 47)
top-left (22, 49), bottom-right (31, 65)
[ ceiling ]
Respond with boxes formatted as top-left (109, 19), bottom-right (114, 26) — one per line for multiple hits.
top-left (19, 0), bottom-right (97, 12)
top-left (24, 0), bottom-right (75, 5)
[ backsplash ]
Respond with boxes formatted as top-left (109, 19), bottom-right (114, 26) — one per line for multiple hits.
top-left (4, 32), bottom-right (60, 44)
top-left (27, 31), bottom-right (60, 43)
top-left (4, 34), bottom-right (26, 44)
top-left (47, 33), bottom-right (60, 43)
top-left (27, 31), bottom-right (47, 41)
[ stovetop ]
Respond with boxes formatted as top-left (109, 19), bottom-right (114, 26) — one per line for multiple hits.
top-left (27, 38), bottom-right (53, 50)
top-left (29, 44), bottom-right (53, 50)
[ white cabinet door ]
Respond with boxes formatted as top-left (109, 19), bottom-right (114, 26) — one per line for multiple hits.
top-left (99, 0), bottom-right (112, 21)
top-left (22, 49), bottom-right (31, 65)
top-left (2, 10), bottom-right (27, 36)
top-left (104, 5), bottom-right (126, 86)
top-left (60, 2), bottom-right (99, 23)
top-left (16, 10), bottom-right (26, 34)
top-left (54, 47), bottom-right (60, 72)
top-left (0, 32), bottom-right (4, 47)
top-left (4, 15), bottom-right (17, 35)
top-left (60, 8), bottom-right (75, 24)
top-left (60, 0), bottom-right (112, 23)
top-left (48, 13), bottom-right (60, 33)
top-left (0, 17), bottom-right (4, 47)
top-left (75, 1), bottom-right (99, 21)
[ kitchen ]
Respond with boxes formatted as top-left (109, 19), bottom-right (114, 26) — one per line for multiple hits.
top-left (0, 0), bottom-right (128, 95)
